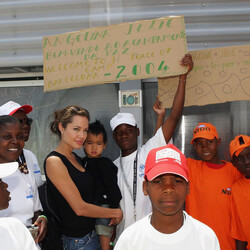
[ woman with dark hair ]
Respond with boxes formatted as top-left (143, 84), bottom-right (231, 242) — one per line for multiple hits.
top-left (44, 105), bottom-right (122, 250)
top-left (0, 115), bottom-right (47, 246)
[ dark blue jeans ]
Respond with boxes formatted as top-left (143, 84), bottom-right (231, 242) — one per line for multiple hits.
top-left (62, 230), bottom-right (101, 250)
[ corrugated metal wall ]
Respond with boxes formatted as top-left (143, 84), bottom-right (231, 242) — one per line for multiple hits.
top-left (0, 0), bottom-right (250, 70)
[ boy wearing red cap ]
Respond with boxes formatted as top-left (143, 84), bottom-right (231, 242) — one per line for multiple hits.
top-left (114, 144), bottom-right (220, 250)
top-left (0, 162), bottom-right (37, 250)
top-left (185, 123), bottom-right (242, 250)
top-left (229, 135), bottom-right (250, 250)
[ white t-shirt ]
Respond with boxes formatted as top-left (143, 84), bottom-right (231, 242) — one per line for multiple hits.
top-left (114, 127), bottom-right (167, 239)
top-left (115, 212), bottom-right (221, 250)
top-left (0, 165), bottom-right (42, 226)
top-left (23, 149), bottom-right (43, 188)
top-left (0, 217), bottom-right (38, 250)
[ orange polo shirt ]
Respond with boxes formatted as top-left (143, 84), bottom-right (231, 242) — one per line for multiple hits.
top-left (185, 158), bottom-right (242, 250)
top-left (230, 177), bottom-right (250, 248)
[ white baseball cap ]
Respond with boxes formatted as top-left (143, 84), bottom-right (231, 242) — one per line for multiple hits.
top-left (0, 101), bottom-right (33, 116)
top-left (110, 113), bottom-right (137, 131)
top-left (0, 162), bottom-right (18, 178)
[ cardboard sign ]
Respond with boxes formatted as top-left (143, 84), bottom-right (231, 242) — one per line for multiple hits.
top-left (159, 44), bottom-right (250, 108)
top-left (43, 16), bottom-right (187, 92)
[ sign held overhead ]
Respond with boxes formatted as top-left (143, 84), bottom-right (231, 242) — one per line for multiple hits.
top-left (43, 16), bottom-right (188, 92)
top-left (159, 44), bottom-right (250, 108)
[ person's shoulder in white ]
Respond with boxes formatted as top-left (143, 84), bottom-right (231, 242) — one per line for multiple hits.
top-left (0, 217), bottom-right (38, 250)
top-left (23, 148), bottom-right (43, 187)
top-left (115, 213), bottom-right (220, 250)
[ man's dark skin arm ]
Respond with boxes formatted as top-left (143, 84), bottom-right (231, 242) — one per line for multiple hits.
top-left (158, 54), bottom-right (193, 143)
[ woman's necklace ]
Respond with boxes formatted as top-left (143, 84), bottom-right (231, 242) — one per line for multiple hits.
top-left (17, 151), bottom-right (29, 174)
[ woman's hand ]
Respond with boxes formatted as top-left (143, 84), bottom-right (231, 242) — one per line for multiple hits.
top-left (115, 208), bottom-right (123, 224)
top-left (109, 208), bottom-right (123, 226)
top-left (34, 216), bottom-right (48, 243)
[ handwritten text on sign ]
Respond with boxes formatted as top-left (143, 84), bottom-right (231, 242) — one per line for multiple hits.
top-left (159, 44), bottom-right (250, 108)
top-left (43, 16), bottom-right (187, 92)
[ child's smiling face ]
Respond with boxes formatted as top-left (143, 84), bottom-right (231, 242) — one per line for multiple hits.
top-left (193, 137), bottom-right (220, 163)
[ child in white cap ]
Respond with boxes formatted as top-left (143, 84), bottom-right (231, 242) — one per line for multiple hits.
top-left (0, 162), bottom-right (37, 250)
top-left (110, 54), bottom-right (193, 240)
top-left (114, 144), bottom-right (220, 250)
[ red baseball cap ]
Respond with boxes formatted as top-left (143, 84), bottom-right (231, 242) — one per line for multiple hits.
top-left (191, 123), bottom-right (219, 144)
top-left (144, 144), bottom-right (189, 182)
top-left (229, 135), bottom-right (250, 158)
top-left (0, 101), bottom-right (33, 116)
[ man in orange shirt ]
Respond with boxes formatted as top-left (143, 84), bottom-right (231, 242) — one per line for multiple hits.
top-left (185, 123), bottom-right (242, 250)
top-left (229, 135), bottom-right (250, 250)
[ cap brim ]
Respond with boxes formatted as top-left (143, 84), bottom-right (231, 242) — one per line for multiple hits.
top-left (191, 134), bottom-right (216, 144)
top-left (9, 104), bottom-right (33, 115)
top-left (146, 164), bottom-right (188, 182)
top-left (234, 146), bottom-right (249, 157)
top-left (0, 162), bottom-right (18, 178)
top-left (112, 121), bottom-right (136, 131)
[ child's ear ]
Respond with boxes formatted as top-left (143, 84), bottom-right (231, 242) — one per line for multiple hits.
top-left (143, 181), bottom-right (149, 196)
top-left (137, 127), bottom-right (140, 137)
top-left (217, 138), bottom-right (221, 146)
top-left (231, 156), bottom-right (238, 168)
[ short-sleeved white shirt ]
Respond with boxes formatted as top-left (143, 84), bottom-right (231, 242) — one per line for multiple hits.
top-left (23, 149), bottom-right (43, 188)
top-left (0, 165), bottom-right (42, 226)
top-left (115, 212), bottom-right (220, 250)
top-left (0, 217), bottom-right (38, 250)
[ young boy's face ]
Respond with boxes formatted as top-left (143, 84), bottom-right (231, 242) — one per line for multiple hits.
top-left (232, 146), bottom-right (250, 178)
top-left (83, 132), bottom-right (106, 158)
top-left (193, 137), bottom-right (220, 163)
top-left (143, 174), bottom-right (189, 217)
top-left (113, 124), bottom-right (139, 156)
